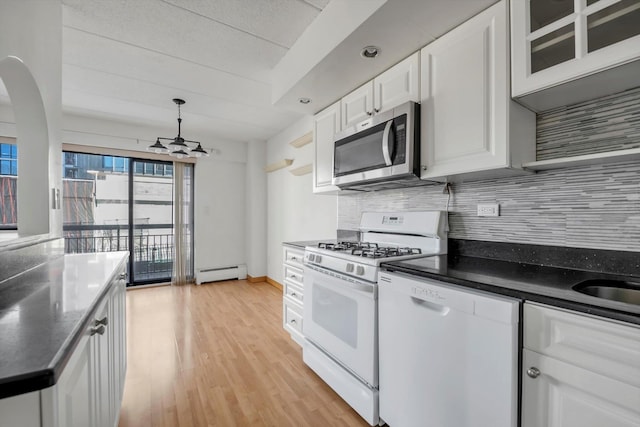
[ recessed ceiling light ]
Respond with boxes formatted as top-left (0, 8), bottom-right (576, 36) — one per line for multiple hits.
top-left (361, 46), bottom-right (380, 59)
top-left (298, 97), bottom-right (312, 104)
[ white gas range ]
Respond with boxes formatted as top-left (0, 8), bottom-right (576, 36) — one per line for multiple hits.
top-left (302, 211), bottom-right (448, 426)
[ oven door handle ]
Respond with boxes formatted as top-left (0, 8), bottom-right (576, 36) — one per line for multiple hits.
top-left (381, 120), bottom-right (394, 166)
top-left (338, 278), bottom-right (374, 294)
top-left (305, 264), bottom-right (375, 294)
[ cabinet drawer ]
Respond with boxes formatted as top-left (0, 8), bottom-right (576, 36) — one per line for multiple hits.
top-left (283, 247), bottom-right (304, 268)
top-left (284, 281), bottom-right (304, 305)
top-left (283, 265), bottom-right (304, 287)
top-left (283, 299), bottom-right (304, 344)
top-left (524, 303), bottom-right (640, 388)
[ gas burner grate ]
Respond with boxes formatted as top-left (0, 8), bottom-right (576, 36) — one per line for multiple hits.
top-left (316, 242), bottom-right (421, 258)
top-left (351, 246), bottom-right (422, 258)
top-left (318, 241), bottom-right (380, 251)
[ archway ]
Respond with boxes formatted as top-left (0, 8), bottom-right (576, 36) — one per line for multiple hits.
top-left (0, 56), bottom-right (50, 236)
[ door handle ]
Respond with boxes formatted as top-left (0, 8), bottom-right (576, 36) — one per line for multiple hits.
top-left (90, 325), bottom-right (106, 336)
top-left (411, 297), bottom-right (450, 316)
top-left (382, 120), bottom-right (394, 166)
top-left (526, 367), bottom-right (541, 379)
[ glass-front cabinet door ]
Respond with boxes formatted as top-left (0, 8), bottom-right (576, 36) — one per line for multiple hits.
top-left (511, 0), bottom-right (640, 109)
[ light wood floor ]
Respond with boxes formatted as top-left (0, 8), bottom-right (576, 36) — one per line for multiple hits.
top-left (118, 280), bottom-right (370, 427)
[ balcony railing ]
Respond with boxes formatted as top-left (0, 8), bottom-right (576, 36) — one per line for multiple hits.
top-left (63, 223), bottom-right (174, 283)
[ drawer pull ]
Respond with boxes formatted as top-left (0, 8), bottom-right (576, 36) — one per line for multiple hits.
top-left (290, 274), bottom-right (297, 279)
top-left (291, 256), bottom-right (298, 261)
top-left (94, 316), bottom-right (109, 327)
top-left (290, 292), bottom-right (297, 297)
top-left (290, 319), bottom-right (297, 324)
top-left (90, 325), bottom-right (106, 336)
top-left (526, 367), bottom-right (541, 379)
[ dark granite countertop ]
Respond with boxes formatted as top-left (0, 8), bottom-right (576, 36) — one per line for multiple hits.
top-left (381, 254), bottom-right (640, 325)
top-left (283, 240), bottom-right (337, 249)
top-left (283, 231), bottom-right (359, 250)
top-left (0, 252), bottom-right (128, 399)
top-left (283, 240), bottom-right (323, 249)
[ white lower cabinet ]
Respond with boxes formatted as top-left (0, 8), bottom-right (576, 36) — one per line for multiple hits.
top-left (522, 303), bottom-right (640, 427)
top-left (0, 392), bottom-right (42, 427)
top-left (282, 246), bottom-right (305, 346)
top-left (41, 267), bottom-right (127, 427)
top-left (109, 276), bottom-right (126, 424)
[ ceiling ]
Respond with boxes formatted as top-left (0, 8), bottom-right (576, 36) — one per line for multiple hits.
top-left (1, 0), bottom-right (498, 146)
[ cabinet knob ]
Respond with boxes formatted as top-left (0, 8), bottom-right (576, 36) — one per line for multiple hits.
top-left (95, 316), bottom-right (108, 327)
top-left (119, 272), bottom-right (127, 280)
top-left (291, 256), bottom-right (297, 261)
top-left (374, 108), bottom-right (380, 113)
top-left (290, 292), bottom-right (297, 297)
top-left (526, 367), bottom-right (541, 379)
top-left (367, 111), bottom-right (373, 116)
top-left (290, 319), bottom-right (297, 324)
top-left (90, 325), bottom-right (106, 336)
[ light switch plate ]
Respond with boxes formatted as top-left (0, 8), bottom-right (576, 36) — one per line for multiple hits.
top-left (477, 204), bottom-right (499, 217)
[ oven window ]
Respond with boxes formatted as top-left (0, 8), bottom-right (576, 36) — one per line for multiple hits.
top-left (312, 284), bottom-right (358, 348)
top-left (334, 122), bottom-right (388, 176)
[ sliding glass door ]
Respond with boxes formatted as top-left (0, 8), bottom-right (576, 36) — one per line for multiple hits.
top-left (130, 159), bottom-right (175, 285)
top-left (62, 152), bottom-right (193, 286)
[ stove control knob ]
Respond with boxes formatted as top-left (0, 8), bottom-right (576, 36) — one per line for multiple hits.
top-left (346, 263), bottom-right (354, 273)
top-left (308, 254), bottom-right (315, 262)
top-left (316, 255), bottom-right (322, 263)
top-left (356, 266), bottom-right (365, 276)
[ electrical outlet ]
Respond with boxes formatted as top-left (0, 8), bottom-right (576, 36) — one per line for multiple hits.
top-left (477, 204), bottom-right (500, 217)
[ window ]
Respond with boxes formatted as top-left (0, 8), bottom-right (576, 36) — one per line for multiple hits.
top-left (102, 155), bottom-right (129, 173)
top-left (113, 157), bottom-right (127, 173)
top-left (0, 143), bottom-right (17, 176)
top-left (0, 142), bottom-right (17, 229)
top-left (131, 161), bottom-right (173, 177)
top-left (103, 155), bottom-right (114, 169)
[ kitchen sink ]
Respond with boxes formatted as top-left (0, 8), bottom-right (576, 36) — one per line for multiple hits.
top-left (572, 279), bottom-right (640, 306)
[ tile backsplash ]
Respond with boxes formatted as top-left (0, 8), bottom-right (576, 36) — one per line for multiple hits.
top-left (338, 89), bottom-right (640, 252)
top-left (537, 87), bottom-right (640, 160)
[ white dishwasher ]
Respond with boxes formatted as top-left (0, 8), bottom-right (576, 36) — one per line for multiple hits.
top-left (378, 271), bottom-right (519, 427)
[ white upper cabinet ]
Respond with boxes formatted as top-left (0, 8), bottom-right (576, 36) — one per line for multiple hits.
top-left (341, 82), bottom-right (374, 129)
top-left (313, 101), bottom-right (341, 194)
top-left (420, 0), bottom-right (535, 181)
top-left (341, 52), bottom-right (420, 129)
top-left (511, 0), bottom-right (640, 111)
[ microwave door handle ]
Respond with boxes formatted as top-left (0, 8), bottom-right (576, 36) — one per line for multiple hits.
top-left (382, 120), bottom-right (394, 166)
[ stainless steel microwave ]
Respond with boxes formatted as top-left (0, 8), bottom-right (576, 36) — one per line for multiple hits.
top-left (332, 101), bottom-right (422, 191)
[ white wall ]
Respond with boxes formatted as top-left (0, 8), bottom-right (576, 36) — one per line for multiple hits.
top-left (194, 156), bottom-right (246, 272)
top-left (0, 1), bottom-right (62, 237)
top-left (266, 115), bottom-right (337, 284)
top-left (245, 140), bottom-right (267, 277)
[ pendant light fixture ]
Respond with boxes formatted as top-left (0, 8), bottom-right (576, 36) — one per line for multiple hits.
top-left (149, 98), bottom-right (209, 159)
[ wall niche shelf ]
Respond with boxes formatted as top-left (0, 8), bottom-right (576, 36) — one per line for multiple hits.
top-left (289, 164), bottom-right (312, 176)
top-left (289, 132), bottom-right (312, 148)
top-left (265, 159), bottom-right (293, 173)
top-left (523, 148), bottom-right (640, 171)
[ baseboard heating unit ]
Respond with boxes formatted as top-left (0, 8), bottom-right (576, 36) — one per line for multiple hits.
top-left (195, 264), bottom-right (247, 284)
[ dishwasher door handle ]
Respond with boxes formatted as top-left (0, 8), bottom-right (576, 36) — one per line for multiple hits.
top-left (411, 296), bottom-right (450, 316)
